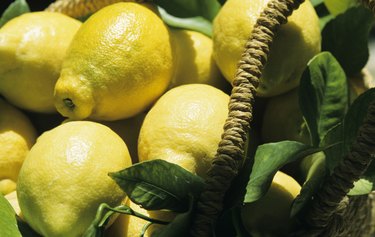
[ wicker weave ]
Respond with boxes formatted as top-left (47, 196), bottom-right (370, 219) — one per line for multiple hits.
top-left (45, 0), bottom-right (375, 236)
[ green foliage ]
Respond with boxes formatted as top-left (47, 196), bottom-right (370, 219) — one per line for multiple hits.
top-left (244, 141), bottom-right (319, 203)
top-left (299, 52), bottom-right (348, 147)
top-left (0, 0), bottom-right (29, 27)
top-left (322, 6), bottom-right (374, 76)
top-left (324, 0), bottom-right (358, 15)
top-left (0, 195), bottom-right (21, 237)
top-left (109, 159), bottom-right (204, 212)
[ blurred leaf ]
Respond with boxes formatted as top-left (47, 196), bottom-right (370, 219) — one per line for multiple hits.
top-left (109, 159), bottom-right (204, 212)
top-left (0, 195), bottom-right (21, 237)
top-left (322, 6), bottom-right (374, 76)
top-left (311, 0), bottom-right (324, 6)
top-left (299, 52), bottom-right (348, 147)
top-left (319, 14), bottom-right (334, 30)
top-left (291, 152), bottom-right (326, 216)
top-left (348, 178), bottom-right (374, 195)
top-left (158, 7), bottom-right (212, 37)
top-left (0, 0), bottom-right (30, 27)
top-left (324, 0), bottom-right (358, 16)
top-left (244, 141), bottom-right (319, 203)
top-left (155, 0), bottom-right (221, 21)
top-left (320, 123), bottom-right (344, 172)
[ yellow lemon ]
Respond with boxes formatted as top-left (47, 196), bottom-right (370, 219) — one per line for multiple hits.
top-left (212, 0), bottom-right (321, 97)
top-left (169, 29), bottom-right (228, 91)
top-left (241, 171), bottom-right (301, 236)
top-left (0, 12), bottom-right (81, 113)
top-left (105, 199), bottom-right (175, 237)
top-left (138, 84), bottom-right (229, 178)
top-left (54, 2), bottom-right (175, 121)
top-left (0, 98), bottom-right (37, 195)
top-left (17, 121), bottom-right (132, 237)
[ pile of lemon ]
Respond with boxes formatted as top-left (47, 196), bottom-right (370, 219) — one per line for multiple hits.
top-left (0, 0), bottom-right (324, 236)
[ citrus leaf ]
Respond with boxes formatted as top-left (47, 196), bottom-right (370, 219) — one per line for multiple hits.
top-left (0, 194), bottom-right (21, 237)
top-left (158, 7), bottom-right (212, 37)
top-left (299, 52), bottom-right (348, 147)
top-left (322, 6), bottom-right (374, 76)
top-left (154, 0), bottom-right (221, 21)
top-left (244, 141), bottom-right (319, 203)
top-left (311, 0), bottom-right (324, 7)
top-left (320, 123), bottom-right (344, 172)
top-left (323, 0), bottom-right (358, 16)
top-left (0, 0), bottom-right (30, 28)
top-left (348, 178), bottom-right (374, 196)
top-left (109, 159), bottom-right (204, 212)
top-left (215, 207), bottom-right (248, 237)
top-left (291, 152), bottom-right (326, 217)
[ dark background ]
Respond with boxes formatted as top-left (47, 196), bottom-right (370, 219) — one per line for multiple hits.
top-left (1, 0), bottom-right (55, 13)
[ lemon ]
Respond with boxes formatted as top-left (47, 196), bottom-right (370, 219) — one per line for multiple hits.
top-left (0, 12), bottom-right (81, 113)
top-left (17, 121), bottom-right (132, 237)
top-left (105, 199), bottom-right (175, 237)
top-left (138, 84), bottom-right (229, 178)
top-left (261, 88), bottom-right (310, 144)
top-left (98, 112), bottom-right (146, 164)
top-left (54, 2), bottom-right (175, 121)
top-left (241, 171), bottom-right (301, 236)
top-left (169, 29), bottom-right (228, 91)
top-left (212, 0), bottom-right (321, 97)
top-left (0, 98), bottom-right (37, 195)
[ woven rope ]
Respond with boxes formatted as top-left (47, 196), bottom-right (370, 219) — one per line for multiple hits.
top-left (45, 0), bottom-right (148, 18)
top-left (361, 0), bottom-right (375, 12)
top-left (190, 0), bottom-right (305, 236)
top-left (303, 101), bottom-right (375, 236)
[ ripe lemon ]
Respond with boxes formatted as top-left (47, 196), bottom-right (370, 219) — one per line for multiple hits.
top-left (241, 171), bottom-right (301, 236)
top-left (169, 29), bottom-right (228, 90)
top-left (17, 121), bottom-right (132, 237)
top-left (54, 2), bottom-right (175, 121)
top-left (0, 99), bottom-right (37, 195)
top-left (105, 199), bottom-right (175, 237)
top-left (212, 0), bottom-right (321, 97)
top-left (138, 84), bottom-right (229, 178)
top-left (0, 12), bottom-right (81, 113)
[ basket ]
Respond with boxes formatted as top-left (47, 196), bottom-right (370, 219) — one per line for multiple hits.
top-left (44, 0), bottom-right (375, 236)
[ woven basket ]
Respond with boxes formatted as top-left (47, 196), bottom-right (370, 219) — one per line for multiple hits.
top-left (45, 0), bottom-right (375, 236)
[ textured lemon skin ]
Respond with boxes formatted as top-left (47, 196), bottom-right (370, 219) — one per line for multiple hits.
top-left (0, 12), bottom-right (81, 113)
top-left (17, 121), bottom-right (132, 237)
top-left (213, 0), bottom-right (321, 97)
top-left (54, 2), bottom-right (175, 121)
top-left (0, 99), bottom-right (37, 195)
top-left (138, 84), bottom-right (229, 178)
top-left (241, 171), bottom-right (301, 236)
top-left (169, 29), bottom-right (227, 90)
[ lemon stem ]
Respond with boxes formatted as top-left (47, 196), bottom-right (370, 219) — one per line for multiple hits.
top-left (63, 98), bottom-right (75, 110)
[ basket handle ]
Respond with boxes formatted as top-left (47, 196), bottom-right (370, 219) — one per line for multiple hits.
top-left (190, 0), bottom-right (305, 236)
top-left (45, 0), bottom-right (146, 18)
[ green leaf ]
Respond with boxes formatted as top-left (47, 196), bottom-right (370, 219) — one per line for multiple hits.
top-left (215, 207), bottom-right (248, 237)
top-left (109, 159), bottom-right (204, 212)
top-left (323, 0), bottom-right (358, 16)
top-left (155, 0), bottom-right (221, 21)
top-left (343, 88), bottom-right (375, 155)
top-left (152, 196), bottom-right (194, 237)
top-left (322, 6), bottom-right (374, 76)
top-left (320, 123), bottom-right (344, 172)
top-left (0, 0), bottom-right (30, 28)
top-left (244, 141), bottom-right (319, 203)
top-left (299, 52), bottom-right (348, 147)
top-left (291, 152), bottom-right (326, 216)
top-left (311, 0), bottom-right (324, 7)
top-left (0, 194), bottom-right (22, 237)
top-left (348, 178), bottom-right (375, 195)
top-left (158, 7), bottom-right (212, 37)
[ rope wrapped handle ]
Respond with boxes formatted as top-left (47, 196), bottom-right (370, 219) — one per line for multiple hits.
top-left (45, 0), bottom-right (375, 236)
